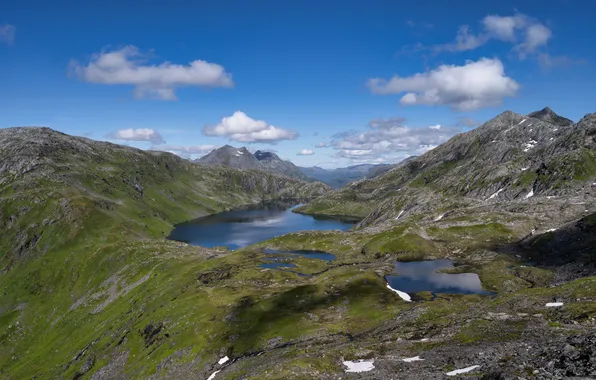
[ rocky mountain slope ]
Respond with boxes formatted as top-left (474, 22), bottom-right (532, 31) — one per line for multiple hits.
top-left (1, 111), bottom-right (595, 380)
top-left (296, 108), bottom-right (596, 225)
top-left (196, 145), bottom-right (309, 180)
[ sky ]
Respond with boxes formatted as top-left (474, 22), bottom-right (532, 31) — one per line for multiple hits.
top-left (1, 0), bottom-right (595, 168)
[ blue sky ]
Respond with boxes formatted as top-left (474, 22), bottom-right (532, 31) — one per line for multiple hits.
top-left (1, 0), bottom-right (595, 168)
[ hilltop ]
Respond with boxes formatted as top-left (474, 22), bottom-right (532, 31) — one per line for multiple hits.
top-left (196, 145), bottom-right (309, 180)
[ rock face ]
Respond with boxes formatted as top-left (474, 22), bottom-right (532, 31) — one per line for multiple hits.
top-left (197, 145), bottom-right (309, 180)
top-left (297, 108), bottom-right (595, 225)
top-left (527, 106), bottom-right (574, 127)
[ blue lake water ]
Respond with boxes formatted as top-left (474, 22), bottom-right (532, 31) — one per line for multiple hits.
top-left (385, 259), bottom-right (493, 296)
top-left (167, 201), bottom-right (353, 249)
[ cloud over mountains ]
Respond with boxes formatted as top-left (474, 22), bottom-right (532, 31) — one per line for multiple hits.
top-left (70, 46), bottom-right (234, 100)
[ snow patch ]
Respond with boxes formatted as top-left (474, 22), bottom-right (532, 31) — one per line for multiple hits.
top-left (446, 365), bottom-right (481, 376)
top-left (386, 283), bottom-right (411, 302)
top-left (419, 338), bottom-right (429, 342)
top-left (395, 210), bottom-right (405, 220)
top-left (234, 153), bottom-right (241, 157)
top-left (546, 302), bottom-right (564, 307)
top-left (487, 188), bottom-right (504, 200)
top-left (207, 370), bottom-right (221, 380)
top-left (403, 356), bottom-right (424, 362)
top-left (434, 213), bottom-right (446, 221)
top-left (218, 356), bottom-right (229, 365)
top-left (518, 119), bottom-right (526, 125)
top-left (523, 140), bottom-right (538, 152)
top-left (521, 167), bottom-right (529, 171)
top-left (546, 228), bottom-right (557, 232)
top-left (237, 150), bottom-right (244, 155)
top-left (343, 360), bottom-right (375, 373)
top-left (525, 189), bottom-right (534, 199)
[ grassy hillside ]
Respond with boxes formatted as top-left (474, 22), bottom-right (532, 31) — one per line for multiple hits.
top-left (0, 127), bottom-right (331, 378)
top-left (1, 124), bottom-right (595, 379)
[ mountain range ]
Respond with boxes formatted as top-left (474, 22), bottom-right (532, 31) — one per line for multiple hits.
top-left (1, 107), bottom-right (595, 379)
top-left (196, 145), bottom-right (414, 188)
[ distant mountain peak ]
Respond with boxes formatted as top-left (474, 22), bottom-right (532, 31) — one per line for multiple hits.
top-left (527, 107), bottom-right (574, 127)
top-left (196, 145), bottom-right (308, 181)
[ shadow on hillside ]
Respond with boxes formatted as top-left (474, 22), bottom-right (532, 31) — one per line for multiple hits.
top-left (225, 278), bottom-right (392, 355)
top-left (497, 212), bottom-right (596, 279)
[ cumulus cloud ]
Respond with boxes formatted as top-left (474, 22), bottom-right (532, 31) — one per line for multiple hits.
top-left (367, 58), bottom-right (519, 111)
top-left (297, 149), bottom-right (314, 156)
top-left (0, 24), bottom-right (15, 45)
top-left (203, 111), bottom-right (297, 143)
top-left (315, 142), bottom-right (330, 148)
top-left (330, 117), bottom-right (459, 161)
top-left (434, 13), bottom-right (552, 58)
top-left (151, 144), bottom-right (216, 157)
top-left (108, 128), bottom-right (165, 144)
top-left (70, 46), bottom-right (233, 100)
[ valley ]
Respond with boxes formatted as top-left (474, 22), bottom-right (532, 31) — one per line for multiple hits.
top-left (0, 107), bottom-right (595, 379)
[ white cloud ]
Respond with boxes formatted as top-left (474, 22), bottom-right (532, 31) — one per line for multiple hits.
top-left (434, 13), bottom-right (552, 58)
top-left (70, 46), bottom-right (233, 100)
top-left (330, 118), bottom-right (459, 161)
top-left (108, 128), bottom-right (165, 144)
top-left (203, 111), bottom-right (297, 143)
top-left (297, 149), bottom-right (314, 156)
top-left (434, 25), bottom-right (488, 52)
top-left (315, 142), bottom-right (330, 148)
top-left (0, 24), bottom-right (15, 45)
top-left (151, 144), bottom-right (216, 157)
top-left (367, 58), bottom-right (519, 111)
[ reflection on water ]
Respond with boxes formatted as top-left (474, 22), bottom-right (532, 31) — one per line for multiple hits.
top-left (167, 200), bottom-right (353, 249)
top-left (385, 259), bottom-right (493, 296)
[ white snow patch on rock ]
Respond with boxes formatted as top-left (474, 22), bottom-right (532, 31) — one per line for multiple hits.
top-left (395, 210), bottom-right (405, 220)
top-left (237, 150), bottom-right (244, 155)
top-left (521, 167), bottom-right (529, 171)
top-left (546, 302), bottom-right (564, 307)
top-left (218, 356), bottom-right (229, 365)
top-left (487, 188), bottom-right (504, 200)
top-left (207, 370), bottom-right (221, 380)
top-left (403, 356), bottom-right (424, 362)
top-left (518, 119), bottom-right (526, 125)
top-left (446, 365), bottom-right (481, 376)
top-left (546, 228), bottom-right (556, 232)
top-left (434, 213), bottom-right (446, 221)
top-left (523, 140), bottom-right (538, 152)
top-left (343, 359), bottom-right (375, 373)
top-left (386, 283), bottom-right (411, 302)
top-left (525, 189), bottom-right (534, 198)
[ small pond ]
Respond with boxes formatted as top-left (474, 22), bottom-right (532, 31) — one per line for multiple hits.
top-left (167, 200), bottom-right (353, 249)
top-left (385, 259), bottom-right (493, 296)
